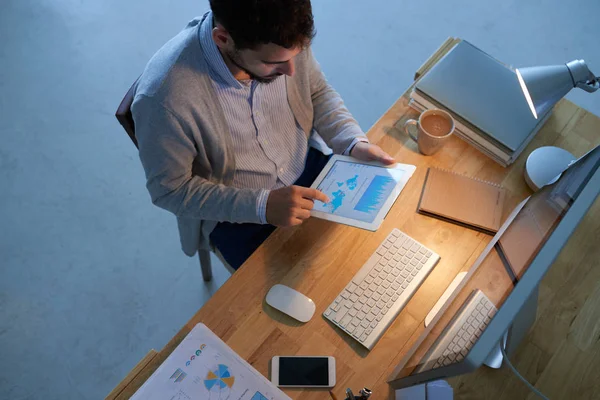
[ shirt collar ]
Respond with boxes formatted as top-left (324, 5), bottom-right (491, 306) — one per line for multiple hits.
top-left (198, 11), bottom-right (243, 89)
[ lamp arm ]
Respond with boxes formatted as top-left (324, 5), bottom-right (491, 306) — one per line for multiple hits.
top-left (575, 69), bottom-right (599, 93)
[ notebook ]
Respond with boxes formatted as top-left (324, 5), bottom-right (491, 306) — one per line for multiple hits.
top-left (417, 168), bottom-right (506, 234)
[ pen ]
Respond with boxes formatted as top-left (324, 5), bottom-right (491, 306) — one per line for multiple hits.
top-left (329, 390), bottom-right (338, 400)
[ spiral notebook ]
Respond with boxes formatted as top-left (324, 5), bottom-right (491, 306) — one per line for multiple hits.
top-left (417, 168), bottom-right (506, 234)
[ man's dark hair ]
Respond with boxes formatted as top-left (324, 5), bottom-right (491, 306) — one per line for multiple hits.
top-left (209, 0), bottom-right (315, 50)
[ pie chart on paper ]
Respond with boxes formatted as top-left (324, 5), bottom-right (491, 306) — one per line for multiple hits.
top-left (204, 364), bottom-right (235, 391)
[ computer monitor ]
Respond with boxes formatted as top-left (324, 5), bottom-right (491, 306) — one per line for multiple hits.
top-left (389, 144), bottom-right (600, 389)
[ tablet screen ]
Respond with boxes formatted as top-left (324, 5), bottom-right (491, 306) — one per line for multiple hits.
top-left (313, 160), bottom-right (407, 223)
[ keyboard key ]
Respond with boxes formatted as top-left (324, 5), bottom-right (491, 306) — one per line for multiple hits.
top-left (355, 327), bottom-right (365, 338)
top-left (370, 320), bottom-right (378, 328)
top-left (368, 269), bottom-right (377, 278)
top-left (347, 282), bottom-right (358, 293)
top-left (410, 259), bottom-right (419, 266)
top-left (402, 240), bottom-right (412, 250)
top-left (392, 229), bottom-right (400, 237)
top-left (411, 243), bottom-right (421, 252)
top-left (360, 333), bottom-right (369, 342)
top-left (384, 252), bottom-right (393, 260)
top-left (372, 292), bottom-right (381, 301)
top-left (341, 290), bottom-right (351, 299)
top-left (348, 308), bottom-right (357, 317)
top-left (364, 289), bottom-right (373, 298)
top-left (381, 294), bottom-right (390, 303)
top-left (361, 304), bottom-right (370, 313)
top-left (365, 328), bottom-right (373, 336)
top-left (355, 287), bottom-right (364, 296)
top-left (392, 294), bottom-right (399, 302)
top-left (378, 271), bottom-right (387, 280)
top-left (382, 281), bottom-right (391, 289)
top-left (367, 299), bottom-right (376, 308)
top-left (341, 314), bottom-right (353, 327)
top-left (419, 248), bottom-right (427, 255)
top-left (411, 269), bottom-right (419, 276)
top-left (383, 241), bottom-right (391, 248)
top-left (393, 253), bottom-right (402, 262)
top-left (365, 276), bottom-right (374, 284)
top-left (401, 281), bottom-right (409, 289)
top-left (369, 282), bottom-right (378, 292)
top-left (376, 300), bottom-right (385, 309)
top-left (386, 274), bottom-right (395, 283)
top-left (350, 294), bottom-right (359, 303)
top-left (376, 246), bottom-right (386, 256)
top-left (334, 308), bottom-right (348, 323)
top-left (360, 320), bottom-right (370, 329)
top-left (400, 270), bottom-right (409, 278)
top-left (357, 311), bottom-right (366, 320)
top-left (414, 252), bottom-right (423, 261)
top-left (374, 277), bottom-right (383, 285)
top-left (407, 275), bottom-right (414, 283)
top-left (351, 317), bottom-right (361, 327)
top-left (365, 312), bottom-right (376, 322)
top-left (426, 250), bottom-right (432, 257)
top-left (374, 262), bottom-right (384, 272)
top-left (386, 288), bottom-right (395, 297)
top-left (346, 325), bottom-right (356, 334)
top-left (383, 265), bottom-right (392, 274)
top-left (353, 302), bottom-right (362, 310)
top-left (392, 282), bottom-right (400, 290)
top-left (401, 257), bottom-right (410, 265)
top-left (324, 308), bottom-right (333, 317)
top-left (399, 248), bottom-right (407, 256)
top-left (376, 314), bottom-right (384, 322)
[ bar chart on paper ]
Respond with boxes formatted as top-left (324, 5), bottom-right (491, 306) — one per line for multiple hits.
top-left (314, 161), bottom-right (405, 223)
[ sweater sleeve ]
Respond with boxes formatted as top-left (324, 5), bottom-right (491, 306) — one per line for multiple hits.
top-left (307, 48), bottom-right (368, 154)
top-left (132, 95), bottom-right (263, 224)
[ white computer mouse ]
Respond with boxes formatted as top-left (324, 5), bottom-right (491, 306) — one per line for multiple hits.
top-left (265, 284), bottom-right (316, 323)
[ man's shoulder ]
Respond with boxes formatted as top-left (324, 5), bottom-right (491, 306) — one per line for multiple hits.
top-left (134, 15), bottom-right (211, 106)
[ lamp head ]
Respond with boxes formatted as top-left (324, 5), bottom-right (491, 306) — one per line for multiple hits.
top-left (516, 60), bottom-right (598, 119)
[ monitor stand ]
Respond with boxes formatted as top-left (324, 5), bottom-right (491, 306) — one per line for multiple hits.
top-left (484, 285), bottom-right (539, 368)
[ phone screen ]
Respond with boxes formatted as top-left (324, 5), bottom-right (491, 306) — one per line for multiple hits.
top-left (278, 357), bottom-right (329, 386)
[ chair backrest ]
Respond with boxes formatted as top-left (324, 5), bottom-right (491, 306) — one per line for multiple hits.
top-left (115, 78), bottom-right (141, 148)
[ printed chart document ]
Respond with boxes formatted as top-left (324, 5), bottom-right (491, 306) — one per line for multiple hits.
top-left (310, 156), bottom-right (416, 231)
top-left (131, 324), bottom-right (290, 400)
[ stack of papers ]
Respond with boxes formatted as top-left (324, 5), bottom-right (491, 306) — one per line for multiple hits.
top-left (132, 324), bottom-right (290, 400)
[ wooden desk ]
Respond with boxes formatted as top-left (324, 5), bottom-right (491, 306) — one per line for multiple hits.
top-left (108, 38), bottom-right (600, 400)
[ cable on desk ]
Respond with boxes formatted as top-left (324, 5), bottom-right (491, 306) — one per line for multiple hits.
top-left (500, 345), bottom-right (549, 400)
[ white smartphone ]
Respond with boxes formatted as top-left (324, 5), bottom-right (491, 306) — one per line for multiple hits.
top-left (270, 356), bottom-right (336, 388)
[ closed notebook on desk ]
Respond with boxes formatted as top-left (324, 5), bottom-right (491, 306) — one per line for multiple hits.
top-left (418, 168), bottom-right (506, 233)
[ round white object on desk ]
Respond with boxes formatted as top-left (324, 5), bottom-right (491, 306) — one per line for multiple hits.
top-left (524, 146), bottom-right (575, 192)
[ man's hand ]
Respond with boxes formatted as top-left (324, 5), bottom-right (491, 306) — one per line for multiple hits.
top-left (350, 142), bottom-right (395, 165)
top-left (266, 186), bottom-right (329, 227)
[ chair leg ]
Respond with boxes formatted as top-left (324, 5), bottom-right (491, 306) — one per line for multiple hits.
top-left (198, 250), bottom-right (213, 282)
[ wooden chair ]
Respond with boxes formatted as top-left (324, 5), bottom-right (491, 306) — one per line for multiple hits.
top-left (116, 78), bottom-right (231, 281)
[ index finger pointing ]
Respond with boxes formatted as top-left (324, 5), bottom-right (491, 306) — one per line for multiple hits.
top-left (300, 187), bottom-right (330, 203)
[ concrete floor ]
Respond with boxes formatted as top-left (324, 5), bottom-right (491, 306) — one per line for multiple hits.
top-left (0, 0), bottom-right (598, 399)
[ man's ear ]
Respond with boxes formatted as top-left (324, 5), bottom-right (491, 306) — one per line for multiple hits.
top-left (212, 25), bottom-right (234, 51)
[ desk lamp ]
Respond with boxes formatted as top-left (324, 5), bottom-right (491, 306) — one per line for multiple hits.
top-left (516, 60), bottom-right (599, 190)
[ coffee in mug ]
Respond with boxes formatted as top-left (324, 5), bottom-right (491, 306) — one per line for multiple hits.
top-left (404, 109), bottom-right (455, 155)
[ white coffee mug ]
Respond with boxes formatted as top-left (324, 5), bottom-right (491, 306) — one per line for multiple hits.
top-left (404, 109), bottom-right (455, 155)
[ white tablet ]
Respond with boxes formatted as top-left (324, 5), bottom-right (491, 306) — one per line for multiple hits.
top-left (310, 155), bottom-right (416, 231)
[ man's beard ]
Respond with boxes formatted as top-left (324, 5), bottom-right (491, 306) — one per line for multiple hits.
top-left (226, 49), bottom-right (282, 84)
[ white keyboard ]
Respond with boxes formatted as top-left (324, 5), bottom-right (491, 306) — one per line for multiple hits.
top-left (416, 289), bottom-right (498, 373)
top-left (324, 229), bottom-right (440, 349)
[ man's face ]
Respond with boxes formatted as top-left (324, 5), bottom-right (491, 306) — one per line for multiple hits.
top-left (226, 43), bottom-right (301, 84)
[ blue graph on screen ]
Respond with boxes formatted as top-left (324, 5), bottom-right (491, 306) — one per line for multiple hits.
top-left (354, 175), bottom-right (396, 214)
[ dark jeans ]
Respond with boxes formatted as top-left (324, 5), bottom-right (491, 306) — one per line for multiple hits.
top-left (210, 147), bottom-right (331, 270)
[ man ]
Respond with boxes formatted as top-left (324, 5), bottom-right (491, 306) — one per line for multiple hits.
top-left (132, 0), bottom-right (395, 269)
